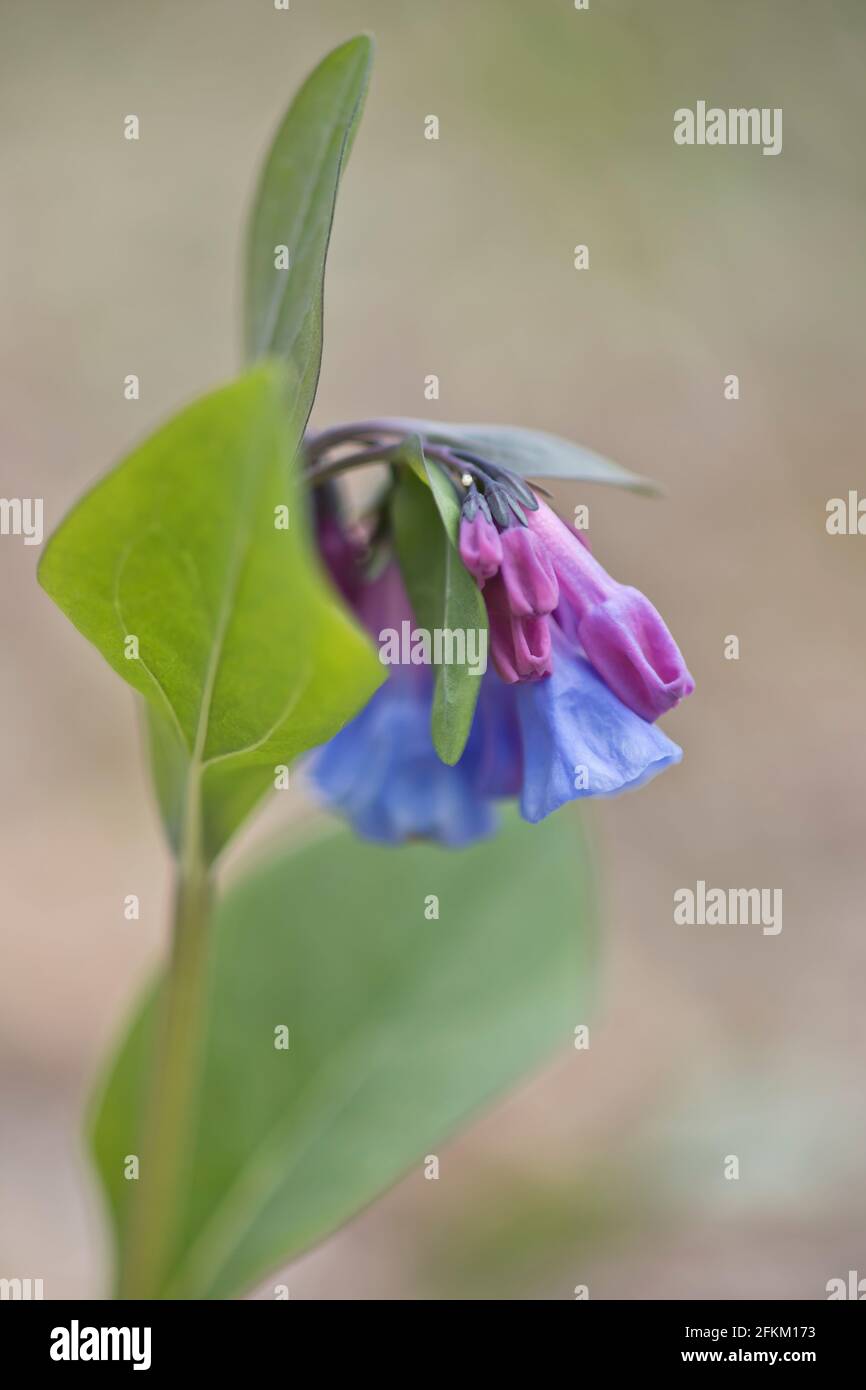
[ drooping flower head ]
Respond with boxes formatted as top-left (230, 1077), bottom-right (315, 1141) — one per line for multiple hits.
top-left (305, 422), bottom-right (694, 846)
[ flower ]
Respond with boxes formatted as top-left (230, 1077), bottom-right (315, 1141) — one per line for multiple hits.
top-left (310, 671), bottom-right (498, 847)
top-left (497, 524), bottom-right (558, 617)
top-left (458, 487), bottom-right (502, 583)
top-left (515, 624), bottom-right (683, 822)
top-left (525, 500), bottom-right (695, 722)
top-left (307, 437), bottom-right (693, 847)
top-left (484, 574), bottom-right (553, 682)
top-left (309, 545), bottom-right (497, 845)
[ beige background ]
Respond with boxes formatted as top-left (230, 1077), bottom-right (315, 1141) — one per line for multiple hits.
top-left (1, 0), bottom-right (864, 1298)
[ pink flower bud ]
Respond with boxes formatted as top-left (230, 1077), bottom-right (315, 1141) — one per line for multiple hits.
top-left (486, 575), bottom-right (553, 683)
top-left (498, 525), bottom-right (559, 617)
top-left (526, 500), bottom-right (693, 720)
top-left (459, 511), bottom-right (503, 584)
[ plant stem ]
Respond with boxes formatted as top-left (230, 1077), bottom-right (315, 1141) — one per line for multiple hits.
top-left (304, 419), bottom-right (405, 458)
top-left (118, 815), bottom-right (213, 1299)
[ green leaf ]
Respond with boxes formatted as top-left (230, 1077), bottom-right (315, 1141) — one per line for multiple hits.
top-left (91, 809), bottom-right (597, 1299)
top-left (38, 364), bottom-right (384, 861)
top-left (391, 438), bottom-right (488, 765)
top-left (393, 418), bottom-right (658, 493)
top-left (244, 34), bottom-right (373, 424)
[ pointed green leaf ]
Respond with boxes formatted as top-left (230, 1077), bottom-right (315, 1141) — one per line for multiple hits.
top-left (244, 34), bottom-right (373, 425)
top-left (391, 438), bottom-right (488, 765)
top-left (38, 365), bottom-right (384, 861)
top-left (91, 809), bottom-right (597, 1299)
top-left (392, 418), bottom-right (658, 493)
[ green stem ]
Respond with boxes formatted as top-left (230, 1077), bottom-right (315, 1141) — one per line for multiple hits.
top-left (118, 814), bottom-right (213, 1299)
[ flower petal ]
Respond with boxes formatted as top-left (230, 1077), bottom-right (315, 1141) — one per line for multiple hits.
top-left (464, 667), bottom-right (524, 797)
top-left (459, 511), bottom-right (502, 584)
top-left (515, 627), bottom-right (682, 822)
top-left (527, 499), bottom-right (693, 721)
top-left (499, 526), bottom-right (559, 617)
top-left (578, 586), bottom-right (695, 721)
top-left (486, 575), bottom-right (553, 682)
top-left (308, 676), bottom-right (497, 847)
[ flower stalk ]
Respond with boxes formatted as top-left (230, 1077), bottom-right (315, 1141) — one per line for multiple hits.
top-left (118, 798), bottom-right (213, 1299)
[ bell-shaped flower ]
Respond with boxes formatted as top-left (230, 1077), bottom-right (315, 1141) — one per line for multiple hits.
top-left (306, 448), bottom-right (693, 848)
top-left (526, 500), bottom-right (694, 721)
top-left (498, 525), bottom-right (559, 617)
top-left (485, 573), bottom-right (553, 682)
top-left (310, 670), bottom-right (498, 847)
top-left (458, 501), bottom-right (502, 583)
top-left (514, 623), bottom-right (682, 821)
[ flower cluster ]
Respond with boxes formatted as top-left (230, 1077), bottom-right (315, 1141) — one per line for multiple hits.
top-left (306, 427), bottom-right (694, 846)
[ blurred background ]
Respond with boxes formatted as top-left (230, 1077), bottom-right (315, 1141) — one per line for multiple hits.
top-left (2, 0), bottom-right (865, 1298)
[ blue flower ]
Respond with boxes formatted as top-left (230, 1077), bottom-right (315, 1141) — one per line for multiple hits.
top-left (310, 670), bottom-right (497, 847)
top-left (514, 625), bottom-right (682, 823)
top-left (308, 616), bottom-right (682, 847)
top-left (307, 465), bottom-right (691, 848)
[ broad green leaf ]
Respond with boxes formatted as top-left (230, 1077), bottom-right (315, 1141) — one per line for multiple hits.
top-left (391, 418), bottom-right (658, 493)
top-left (391, 438), bottom-right (488, 765)
top-left (91, 809), bottom-right (597, 1299)
top-left (38, 365), bottom-right (383, 861)
top-left (244, 34), bottom-right (373, 426)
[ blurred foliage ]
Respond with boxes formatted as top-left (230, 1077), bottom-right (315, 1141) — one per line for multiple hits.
top-left (92, 810), bottom-right (598, 1297)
